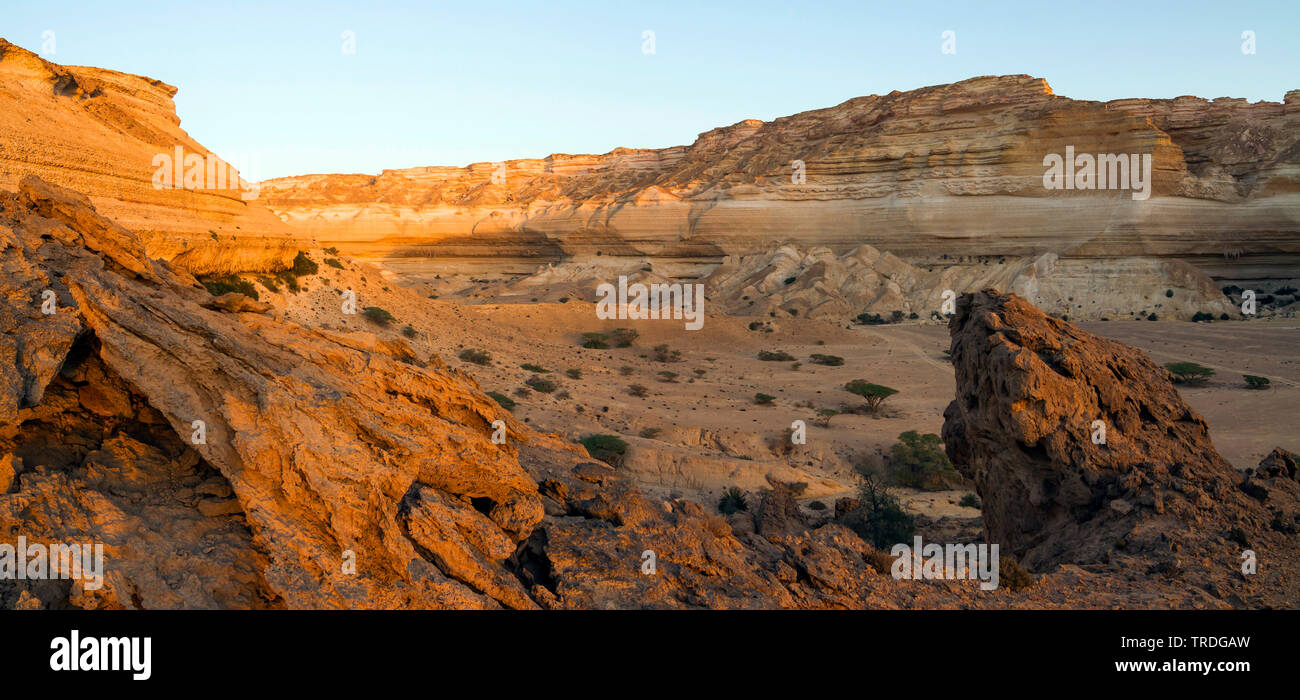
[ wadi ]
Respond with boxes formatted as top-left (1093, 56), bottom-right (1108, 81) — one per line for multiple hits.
top-left (0, 35), bottom-right (1297, 612)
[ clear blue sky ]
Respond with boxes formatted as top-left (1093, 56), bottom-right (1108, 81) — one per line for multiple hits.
top-left (6, 0), bottom-right (1297, 180)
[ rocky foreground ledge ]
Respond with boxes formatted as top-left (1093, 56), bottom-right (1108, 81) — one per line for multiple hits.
top-left (1, 177), bottom-right (1295, 608)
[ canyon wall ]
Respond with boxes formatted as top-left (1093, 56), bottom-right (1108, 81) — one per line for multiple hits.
top-left (0, 39), bottom-right (305, 274)
top-left (260, 75), bottom-right (1300, 280)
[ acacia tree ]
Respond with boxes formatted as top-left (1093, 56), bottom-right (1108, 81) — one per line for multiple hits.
top-left (844, 379), bottom-right (899, 415)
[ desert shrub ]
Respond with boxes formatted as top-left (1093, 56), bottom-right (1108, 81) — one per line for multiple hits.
top-left (323, 246), bottom-right (340, 255)
top-left (653, 344), bottom-right (681, 362)
top-left (813, 408), bottom-right (839, 427)
top-left (208, 230), bottom-right (219, 241)
top-left (718, 486), bottom-right (749, 515)
top-left (256, 276), bottom-right (280, 293)
top-left (565, 368), bottom-right (582, 379)
top-left (1244, 375), bottom-right (1271, 390)
top-left (325, 258), bottom-right (345, 270)
top-left (1190, 311), bottom-right (1215, 323)
top-left (1000, 557), bottom-right (1035, 591)
top-left (611, 328), bottom-right (639, 348)
top-left (401, 325), bottom-right (417, 338)
top-left (521, 363), bottom-right (550, 373)
top-left (581, 332), bottom-right (610, 349)
top-left (524, 376), bottom-right (557, 393)
top-left (362, 306), bottom-right (395, 326)
top-left (908, 312), bottom-right (919, 320)
top-left (958, 493), bottom-right (981, 509)
top-left (1165, 361), bottom-right (1214, 386)
top-left (291, 251), bottom-right (319, 276)
top-left (459, 348), bottom-right (492, 365)
top-left (754, 393), bottom-right (776, 405)
top-left (808, 500), bottom-right (826, 511)
top-left (891, 310), bottom-right (905, 322)
top-left (809, 353), bottom-right (844, 366)
top-left (628, 384), bottom-right (648, 397)
top-left (1165, 289), bottom-right (1174, 298)
top-left (693, 369), bottom-right (706, 377)
top-left (783, 276), bottom-right (797, 285)
top-left (854, 312), bottom-right (889, 325)
top-left (486, 391), bottom-right (516, 410)
top-left (639, 427), bottom-right (662, 439)
top-left (618, 366), bottom-right (634, 376)
top-left (757, 350), bottom-right (795, 362)
top-left (848, 470), bottom-right (915, 550)
top-left (657, 371), bottom-right (678, 383)
top-left (200, 275), bottom-right (259, 300)
top-left (580, 434), bottom-right (628, 465)
top-left (889, 431), bottom-right (960, 491)
top-left (1147, 313), bottom-right (1158, 321)
top-left (844, 379), bottom-right (898, 414)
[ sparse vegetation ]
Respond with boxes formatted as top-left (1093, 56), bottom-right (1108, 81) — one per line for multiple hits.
top-left (458, 348), bottom-right (492, 365)
top-left (1244, 375), bottom-right (1271, 390)
top-left (959, 493), bottom-right (981, 509)
top-left (521, 363), bottom-right (550, 373)
top-left (325, 258), bottom-right (345, 270)
top-left (291, 250), bottom-right (319, 276)
top-left (579, 434), bottom-right (628, 466)
top-left (754, 393), bottom-right (776, 405)
top-left (401, 325), bottom-right (417, 338)
top-left (639, 427), bottom-right (662, 439)
top-left (653, 344), bottom-right (682, 362)
top-left (618, 366), bottom-right (634, 377)
top-left (362, 306), bottom-right (395, 326)
top-left (256, 276), bottom-right (280, 293)
top-left (1191, 311), bottom-right (1215, 322)
top-left (323, 246), bottom-right (340, 255)
top-left (847, 467), bottom-right (915, 550)
top-left (611, 328), bottom-right (639, 348)
top-left (200, 275), bottom-right (259, 300)
top-left (1165, 361), bottom-right (1214, 386)
top-left (809, 353), bottom-right (844, 366)
top-left (757, 350), bottom-right (795, 362)
top-left (565, 368), bottom-right (583, 379)
top-left (486, 391), bottom-right (516, 411)
top-left (524, 376), bottom-right (557, 393)
top-left (657, 371), bottom-right (678, 383)
top-left (718, 486), bottom-right (749, 515)
top-left (889, 431), bottom-right (960, 491)
top-left (581, 332), bottom-right (610, 349)
top-left (844, 379), bottom-right (899, 414)
top-left (628, 384), bottom-right (649, 397)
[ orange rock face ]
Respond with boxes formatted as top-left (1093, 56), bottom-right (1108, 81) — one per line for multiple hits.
top-left (260, 75), bottom-right (1300, 280)
top-left (0, 39), bottom-right (304, 275)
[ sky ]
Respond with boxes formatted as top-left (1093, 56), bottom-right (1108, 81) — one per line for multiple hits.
top-left (5, 0), bottom-right (1297, 180)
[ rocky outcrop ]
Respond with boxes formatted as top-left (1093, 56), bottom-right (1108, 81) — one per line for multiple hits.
top-left (0, 38), bottom-right (304, 274)
top-left (942, 290), bottom-right (1300, 606)
top-left (261, 75), bottom-right (1300, 280)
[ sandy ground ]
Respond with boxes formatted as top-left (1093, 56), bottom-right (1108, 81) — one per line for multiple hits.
top-left (258, 257), bottom-right (1300, 525)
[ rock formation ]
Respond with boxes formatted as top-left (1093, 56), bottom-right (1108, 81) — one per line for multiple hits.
top-left (943, 290), bottom-right (1300, 606)
top-left (0, 39), bottom-right (304, 275)
top-left (260, 75), bottom-right (1300, 282)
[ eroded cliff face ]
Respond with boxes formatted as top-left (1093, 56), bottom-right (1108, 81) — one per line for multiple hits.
top-left (260, 75), bottom-right (1300, 280)
top-left (943, 291), bottom-right (1300, 607)
top-left (0, 39), bottom-right (304, 275)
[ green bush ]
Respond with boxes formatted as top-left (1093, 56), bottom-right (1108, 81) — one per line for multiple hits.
top-left (810, 353), bottom-right (844, 366)
top-left (754, 393), bottom-right (776, 405)
top-left (718, 486), bottom-right (749, 515)
top-left (256, 276), bottom-right (280, 293)
top-left (639, 427), bottom-right (662, 439)
top-left (525, 376), bottom-right (557, 393)
top-left (486, 391), bottom-right (516, 410)
top-left (401, 325), bottom-right (417, 338)
top-left (844, 379), bottom-right (899, 414)
top-left (580, 434), bottom-right (629, 465)
top-left (323, 246), bottom-right (340, 255)
top-left (653, 344), bottom-right (681, 362)
top-left (628, 384), bottom-right (648, 397)
top-left (1191, 311), bottom-right (1215, 323)
top-left (1244, 375), bottom-right (1271, 390)
top-left (565, 368), bottom-right (582, 379)
top-left (521, 363), bottom-right (550, 373)
top-left (459, 348), bottom-right (492, 365)
top-left (657, 371), bottom-right (678, 383)
top-left (1165, 361), bottom-right (1214, 386)
top-left (959, 493), bottom-right (981, 509)
top-left (200, 275), bottom-right (259, 300)
top-left (889, 431), bottom-right (960, 491)
top-left (325, 258), bottom-right (345, 270)
top-left (362, 306), bottom-right (395, 326)
top-left (581, 332), bottom-right (610, 349)
top-left (757, 350), bottom-right (795, 362)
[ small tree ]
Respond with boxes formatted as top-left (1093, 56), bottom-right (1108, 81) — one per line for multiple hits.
top-left (580, 434), bottom-right (628, 466)
top-left (653, 344), bottom-right (682, 362)
top-left (459, 348), bottom-right (492, 365)
top-left (1165, 362), bottom-right (1214, 386)
top-left (611, 328), bottom-right (639, 348)
top-left (848, 466), bottom-right (915, 550)
top-left (844, 380), bottom-right (898, 415)
top-left (889, 431), bottom-right (959, 490)
top-left (581, 332), bottom-right (610, 349)
top-left (718, 486), bottom-right (749, 515)
top-left (362, 306), bottom-right (395, 326)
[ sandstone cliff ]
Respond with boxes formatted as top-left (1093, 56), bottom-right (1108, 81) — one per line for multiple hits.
top-left (0, 38), bottom-right (304, 275)
top-left (260, 75), bottom-right (1300, 280)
